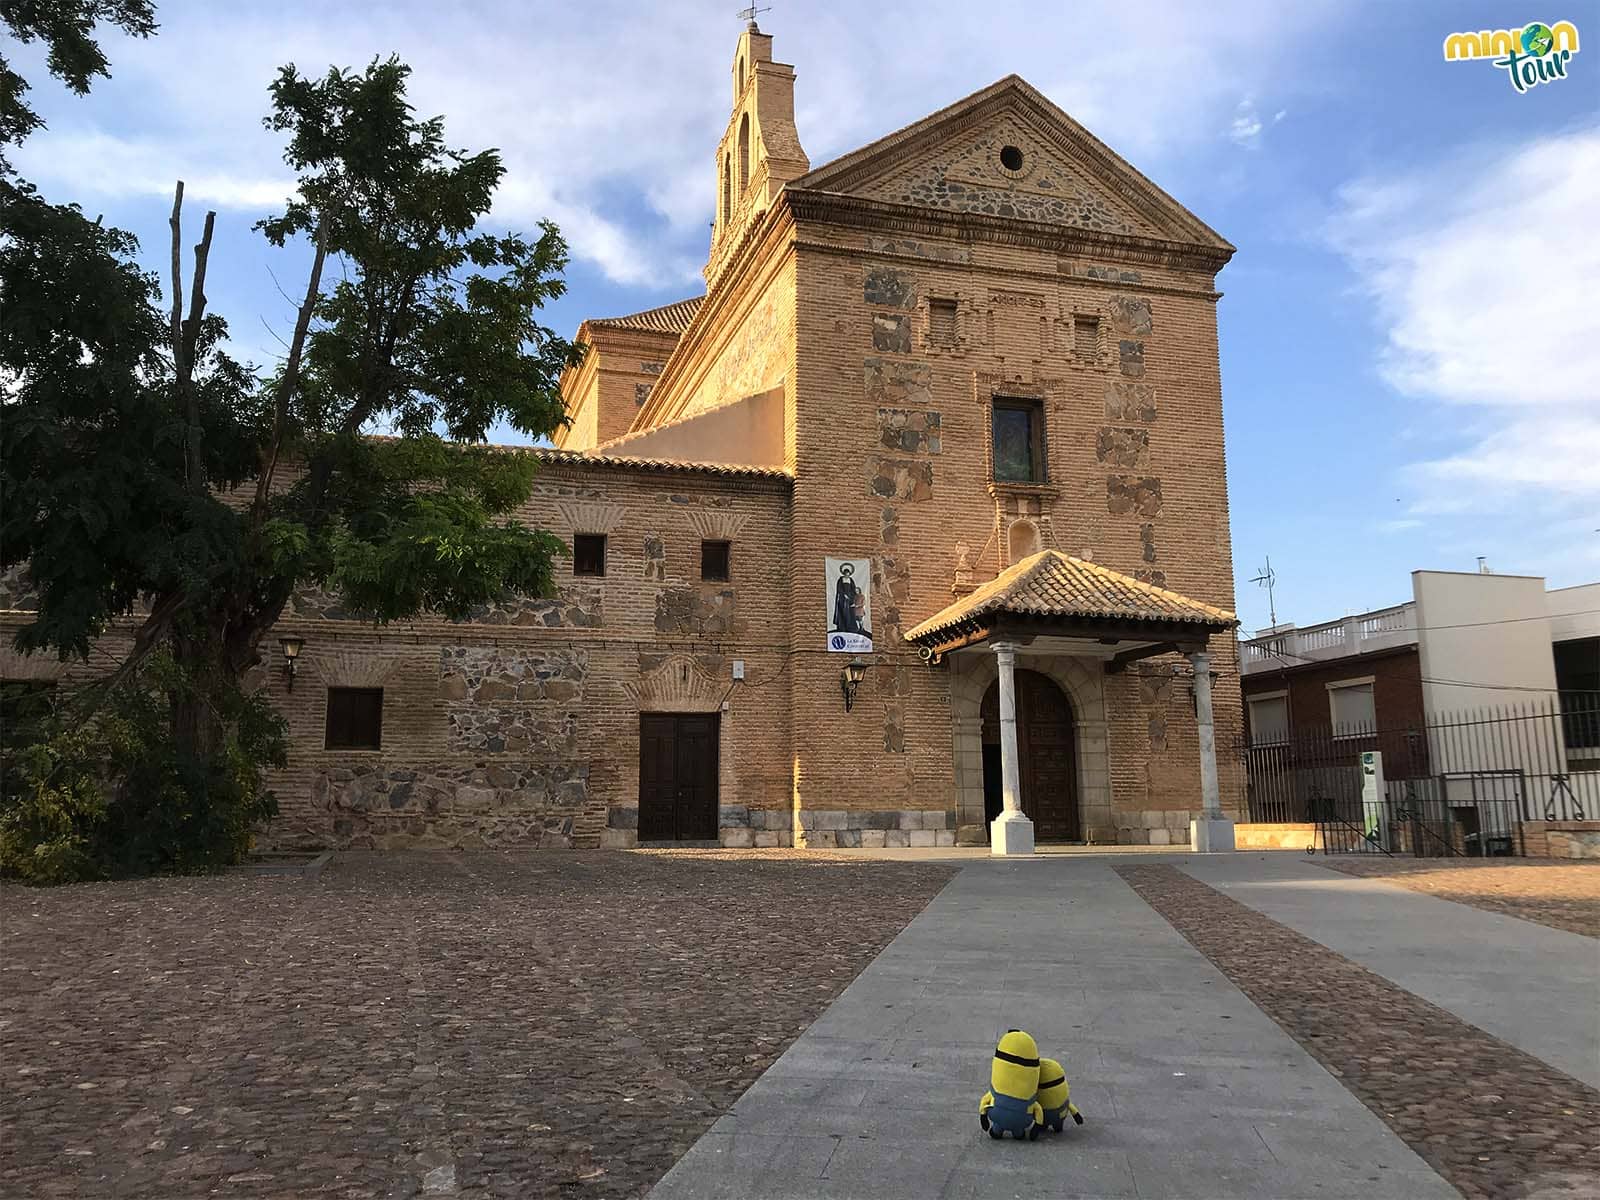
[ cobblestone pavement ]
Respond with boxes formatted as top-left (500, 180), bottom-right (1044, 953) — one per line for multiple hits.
top-left (1313, 857), bottom-right (1600, 938)
top-left (1, 850), bottom-right (955, 1199)
top-left (1116, 864), bottom-right (1600, 1200)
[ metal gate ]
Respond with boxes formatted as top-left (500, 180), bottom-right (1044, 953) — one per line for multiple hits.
top-left (1310, 775), bottom-right (1524, 857)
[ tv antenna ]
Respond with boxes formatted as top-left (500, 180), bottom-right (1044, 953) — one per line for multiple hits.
top-left (737, 4), bottom-right (771, 25)
top-left (1249, 555), bottom-right (1278, 628)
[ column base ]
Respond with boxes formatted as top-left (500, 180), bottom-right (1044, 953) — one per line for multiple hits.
top-left (990, 811), bottom-right (1035, 857)
top-left (1190, 817), bottom-right (1236, 853)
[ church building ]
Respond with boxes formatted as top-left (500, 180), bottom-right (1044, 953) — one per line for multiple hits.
top-left (5, 25), bottom-right (1246, 853)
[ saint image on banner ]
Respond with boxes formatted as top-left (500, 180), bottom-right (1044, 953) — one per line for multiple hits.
top-left (825, 557), bottom-right (873, 653)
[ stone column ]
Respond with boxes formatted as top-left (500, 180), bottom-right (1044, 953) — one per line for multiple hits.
top-left (1188, 649), bottom-right (1235, 852)
top-left (990, 641), bottom-right (1034, 856)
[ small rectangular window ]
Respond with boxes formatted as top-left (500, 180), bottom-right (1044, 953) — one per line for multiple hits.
top-left (1247, 694), bottom-right (1289, 746)
top-left (325, 687), bottom-right (383, 750)
top-left (701, 539), bottom-right (731, 582)
top-left (573, 533), bottom-right (607, 577)
top-left (929, 297), bottom-right (958, 346)
top-left (991, 398), bottom-right (1045, 483)
top-left (1073, 315), bottom-right (1099, 358)
top-left (1328, 680), bottom-right (1376, 736)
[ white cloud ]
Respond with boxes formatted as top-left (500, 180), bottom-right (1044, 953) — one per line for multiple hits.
top-left (13, 0), bottom-right (1341, 288)
top-left (1228, 97), bottom-right (1287, 147)
top-left (20, 130), bottom-right (291, 209)
top-left (1326, 124), bottom-right (1600, 514)
top-left (1230, 99), bottom-right (1264, 147)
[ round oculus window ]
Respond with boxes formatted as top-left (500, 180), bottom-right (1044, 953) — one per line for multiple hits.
top-left (999, 144), bottom-right (1024, 172)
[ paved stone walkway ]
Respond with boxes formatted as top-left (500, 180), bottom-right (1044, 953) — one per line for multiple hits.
top-left (647, 855), bottom-right (1461, 1200)
top-left (0, 851), bottom-right (954, 1199)
top-left (1183, 853), bottom-right (1600, 1089)
top-left (1120, 864), bottom-right (1600, 1200)
top-left (1314, 857), bottom-right (1600, 938)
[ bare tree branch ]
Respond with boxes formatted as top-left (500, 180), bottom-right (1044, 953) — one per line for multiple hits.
top-left (253, 216), bottom-right (328, 519)
top-left (181, 211), bottom-right (215, 367)
top-left (181, 208), bottom-right (215, 494)
top-left (168, 181), bottom-right (185, 389)
top-left (257, 315), bottom-right (292, 355)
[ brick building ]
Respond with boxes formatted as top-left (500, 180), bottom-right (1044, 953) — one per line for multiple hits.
top-left (1, 25), bottom-right (1247, 852)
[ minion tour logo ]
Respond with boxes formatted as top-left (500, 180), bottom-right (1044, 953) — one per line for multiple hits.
top-left (1443, 20), bottom-right (1580, 93)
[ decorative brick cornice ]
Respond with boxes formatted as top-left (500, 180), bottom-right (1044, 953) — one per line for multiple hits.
top-left (533, 448), bottom-right (792, 488)
top-left (785, 189), bottom-right (1232, 275)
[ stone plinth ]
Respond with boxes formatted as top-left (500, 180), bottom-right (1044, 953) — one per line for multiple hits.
top-left (990, 811), bottom-right (1035, 856)
top-left (1190, 817), bottom-right (1236, 853)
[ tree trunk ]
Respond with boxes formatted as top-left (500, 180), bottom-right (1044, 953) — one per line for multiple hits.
top-left (169, 624), bottom-right (227, 763)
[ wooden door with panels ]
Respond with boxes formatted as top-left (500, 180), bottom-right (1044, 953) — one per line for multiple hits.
top-left (980, 669), bottom-right (1081, 841)
top-left (639, 714), bottom-right (720, 841)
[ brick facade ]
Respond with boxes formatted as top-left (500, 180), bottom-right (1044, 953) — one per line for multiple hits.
top-left (1242, 646), bottom-right (1426, 738)
top-left (0, 29), bottom-right (1247, 852)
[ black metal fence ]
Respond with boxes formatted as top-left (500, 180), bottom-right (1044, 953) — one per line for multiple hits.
top-left (1241, 695), bottom-right (1599, 856)
top-left (1308, 782), bottom-right (1525, 857)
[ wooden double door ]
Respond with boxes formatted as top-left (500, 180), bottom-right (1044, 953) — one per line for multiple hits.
top-left (639, 713), bottom-right (719, 842)
top-left (981, 669), bottom-right (1081, 841)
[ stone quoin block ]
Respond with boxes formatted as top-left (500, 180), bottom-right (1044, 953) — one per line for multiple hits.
top-left (864, 266), bottom-right (916, 308)
top-left (872, 313), bottom-right (912, 354)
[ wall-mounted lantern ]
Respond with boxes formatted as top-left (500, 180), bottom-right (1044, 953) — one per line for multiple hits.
top-left (841, 656), bottom-right (869, 712)
top-left (279, 635), bottom-right (305, 691)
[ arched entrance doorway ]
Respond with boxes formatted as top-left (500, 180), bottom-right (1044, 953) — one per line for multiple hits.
top-left (980, 669), bottom-right (1081, 841)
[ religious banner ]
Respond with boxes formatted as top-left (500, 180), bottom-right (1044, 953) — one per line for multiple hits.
top-left (824, 557), bottom-right (873, 653)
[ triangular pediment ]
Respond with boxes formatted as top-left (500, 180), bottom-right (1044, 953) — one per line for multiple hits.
top-left (792, 77), bottom-right (1230, 252)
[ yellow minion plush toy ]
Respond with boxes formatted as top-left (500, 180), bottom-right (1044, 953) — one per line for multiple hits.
top-left (978, 1029), bottom-right (1043, 1140)
top-left (1037, 1056), bottom-right (1084, 1133)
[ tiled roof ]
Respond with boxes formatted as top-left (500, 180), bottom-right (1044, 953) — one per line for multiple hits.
top-left (587, 296), bottom-right (704, 336)
top-left (905, 550), bottom-right (1236, 643)
top-left (533, 447), bottom-right (790, 483)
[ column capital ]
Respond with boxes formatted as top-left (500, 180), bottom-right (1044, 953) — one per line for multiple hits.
top-left (1188, 648), bottom-right (1211, 672)
top-left (990, 640), bottom-right (1019, 662)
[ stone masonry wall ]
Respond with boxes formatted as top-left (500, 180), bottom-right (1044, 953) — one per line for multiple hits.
top-left (255, 461), bottom-right (793, 851)
top-left (785, 181), bottom-right (1243, 840)
top-left (1520, 821), bottom-right (1600, 859)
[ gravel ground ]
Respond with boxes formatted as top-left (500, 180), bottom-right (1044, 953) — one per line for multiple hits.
top-left (1312, 857), bottom-right (1600, 938)
top-left (1116, 864), bottom-right (1600, 1200)
top-left (1, 850), bottom-right (955, 1199)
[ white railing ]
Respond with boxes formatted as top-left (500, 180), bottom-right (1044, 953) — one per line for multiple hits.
top-left (1297, 624), bottom-right (1346, 653)
top-left (1239, 603), bottom-right (1417, 674)
top-left (1358, 604), bottom-right (1414, 638)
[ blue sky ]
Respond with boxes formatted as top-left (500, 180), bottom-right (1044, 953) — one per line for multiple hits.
top-left (8, 1), bottom-right (1598, 632)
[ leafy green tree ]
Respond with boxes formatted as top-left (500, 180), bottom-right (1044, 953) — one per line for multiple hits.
top-left (1, 52), bottom-right (577, 878)
top-left (0, 655), bottom-right (286, 884)
top-left (0, 0), bottom-right (157, 171)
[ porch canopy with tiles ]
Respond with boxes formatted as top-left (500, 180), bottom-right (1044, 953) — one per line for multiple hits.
top-left (904, 550), bottom-right (1238, 855)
